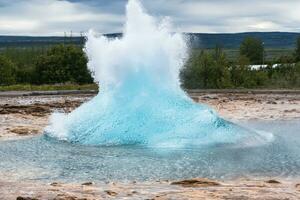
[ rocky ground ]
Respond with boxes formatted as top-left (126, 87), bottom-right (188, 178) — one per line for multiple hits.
top-left (2, 178), bottom-right (300, 200)
top-left (1, 92), bottom-right (299, 140)
top-left (0, 91), bottom-right (300, 199)
top-left (191, 91), bottom-right (300, 121)
top-left (0, 94), bottom-right (91, 140)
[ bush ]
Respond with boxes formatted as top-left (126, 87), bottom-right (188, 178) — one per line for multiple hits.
top-left (181, 47), bottom-right (232, 89)
top-left (0, 55), bottom-right (16, 85)
top-left (230, 55), bottom-right (251, 87)
top-left (34, 45), bottom-right (93, 84)
top-left (268, 63), bottom-right (300, 88)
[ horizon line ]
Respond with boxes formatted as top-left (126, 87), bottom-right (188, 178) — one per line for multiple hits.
top-left (1, 31), bottom-right (300, 37)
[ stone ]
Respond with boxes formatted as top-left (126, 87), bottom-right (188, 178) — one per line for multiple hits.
top-left (50, 182), bottom-right (61, 186)
top-left (53, 194), bottom-right (84, 200)
top-left (104, 190), bottom-right (118, 196)
top-left (9, 126), bottom-right (39, 135)
top-left (10, 127), bottom-right (31, 135)
top-left (284, 109), bottom-right (297, 113)
top-left (267, 101), bottom-right (277, 104)
top-left (265, 179), bottom-right (281, 184)
top-left (171, 178), bottom-right (220, 187)
top-left (81, 182), bottom-right (93, 186)
top-left (16, 197), bottom-right (38, 200)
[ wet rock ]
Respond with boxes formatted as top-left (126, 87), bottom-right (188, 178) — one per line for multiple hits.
top-left (0, 100), bottom-right (84, 117)
top-left (48, 188), bottom-right (60, 192)
top-left (171, 178), bottom-right (220, 187)
top-left (16, 197), bottom-right (38, 200)
top-left (267, 101), bottom-right (277, 104)
top-left (0, 105), bottom-right (49, 116)
top-left (53, 194), bottom-right (87, 200)
top-left (284, 109), bottom-right (297, 113)
top-left (10, 127), bottom-right (39, 135)
top-left (81, 182), bottom-right (93, 186)
top-left (265, 179), bottom-right (281, 184)
top-left (191, 97), bottom-right (198, 102)
top-left (202, 95), bottom-right (218, 100)
top-left (104, 190), bottom-right (118, 196)
top-left (50, 182), bottom-right (61, 186)
top-left (10, 127), bottom-right (31, 135)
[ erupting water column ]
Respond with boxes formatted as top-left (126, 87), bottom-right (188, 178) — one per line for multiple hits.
top-left (46, 0), bottom-right (271, 147)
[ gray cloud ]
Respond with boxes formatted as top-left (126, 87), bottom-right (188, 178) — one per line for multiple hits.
top-left (140, 0), bottom-right (300, 33)
top-left (0, 0), bottom-right (299, 35)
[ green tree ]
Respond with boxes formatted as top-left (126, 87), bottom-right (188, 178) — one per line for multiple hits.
top-left (250, 70), bottom-right (268, 88)
top-left (16, 66), bottom-right (35, 83)
top-left (240, 37), bottom-right (264, 64)
top-left (35, 45), bottom-right (93, 84)
top-left (295, 37), bottom-right (300, 62)
top-left (0, 55), bottom-right (16, 85)
top-left (295, 63), bottom-right (300, 87)
top-left (180, 47), bottom-right (231, 89)
top-left (180, 51), bottom-right (212, 89)
top-left (230, 55), bottom-right (250, 87)
top-left (210, 46), bottom-right (232, 88)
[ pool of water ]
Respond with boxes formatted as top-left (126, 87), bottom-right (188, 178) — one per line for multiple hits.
top-left (0, 120), bottom-right (299, 182)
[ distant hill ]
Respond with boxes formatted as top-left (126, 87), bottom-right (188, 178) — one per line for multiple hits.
top-left (0, 36), bottom-right (84, 47)
top-left (186, 32), bottom-right (300, 49)
top-left (0, 32), bottom-right (299, 49)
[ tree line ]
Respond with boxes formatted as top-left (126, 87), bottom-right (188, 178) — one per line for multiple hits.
top-left (0, 37), bottom-right (300, 89)
top-left (0, 45), bottom-right (93, 85)
top-left (180, 37), bottom-right (300, 89)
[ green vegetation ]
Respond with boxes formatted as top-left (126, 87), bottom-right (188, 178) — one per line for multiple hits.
top-left (181, 46), bottom-right (231, 89)
top-left (0, 36), bottom-right (300, 90)
top-left (188, 48), bottom-right (293, 64)
top-left (0, 44), bottom-right (93, 86)
top-left (181, 36), bottom-right (300, 89)
top-left (239, 37), bottom-right (264, 64)
top-left (2, 47), bottom-right (47, 83)
top-left (34, 45), bottom-right (93, 84)
top-left (295, 37), bottom-right (300, 62)
top-left (0, 55), bottom-right (16, 85)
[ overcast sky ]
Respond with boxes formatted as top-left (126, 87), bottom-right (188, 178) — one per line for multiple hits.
top-left (0, 0), bottom-right (299, 36)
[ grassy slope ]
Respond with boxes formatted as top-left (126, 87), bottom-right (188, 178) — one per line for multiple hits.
top-left (194, 48), bottom-right (294, 62)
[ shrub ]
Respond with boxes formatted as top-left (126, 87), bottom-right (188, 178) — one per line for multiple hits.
top-left (0, 55), bottom-right (16, 85)
top-left (34, 45), bottom-right (93, 84)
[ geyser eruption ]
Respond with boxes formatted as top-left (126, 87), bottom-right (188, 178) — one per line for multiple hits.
top-left (46, 0), bottom-right (270, 147)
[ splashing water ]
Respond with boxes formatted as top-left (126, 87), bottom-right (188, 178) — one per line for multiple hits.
top-left (46, 0), bottom-right (271, 147)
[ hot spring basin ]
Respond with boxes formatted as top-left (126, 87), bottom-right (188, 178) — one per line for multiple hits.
top-left (0, 120), bottom-right (299, 182)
